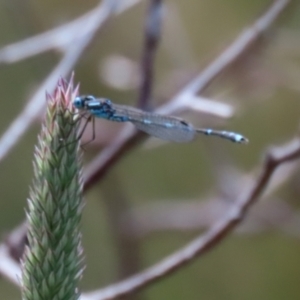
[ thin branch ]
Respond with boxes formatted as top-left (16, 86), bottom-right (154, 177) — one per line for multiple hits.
top-left (130, 153), bottom-right (298, 236)
top-left (125, 198), bottom-right (300, 237)
top-left (82, 137), bottom-right (300, 300)
top-left (0, 0), bottom-right (293, 295)
top-left (2, 136), bottom-right (299, 299)
top-left (101, 174), bottom-right (142, 283)
top-left (0, 0), bottom-right (144, 64)
top-left (5, 221), bottom-right (27, 262)
top-left (137, 0), bottom-right (163, 109)
top-left (0, 0), bottom-right (118, 163)
top-left (0, 245), bottom-right (21, 286)
top-left (183, 95), bottom-right (234, 118)
top-left (84, 0), bottom-right (291, 190)
top-left (0, 221), bottom-right (27, 285)
top-left (157, 0), bottom-right (291, 114)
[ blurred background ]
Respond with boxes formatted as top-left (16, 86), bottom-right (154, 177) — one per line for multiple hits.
top-left (0, 0), bottom-right (300, 299)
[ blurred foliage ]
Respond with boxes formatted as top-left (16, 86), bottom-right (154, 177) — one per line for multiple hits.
top-left (0, 0), bottom-right (300, 299)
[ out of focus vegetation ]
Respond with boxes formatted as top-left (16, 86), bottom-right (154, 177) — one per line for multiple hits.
top-left (0, 1), bottom-right (300, 299)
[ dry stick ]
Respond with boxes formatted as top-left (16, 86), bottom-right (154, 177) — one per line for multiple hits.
top-left (0, 0), bottom-right (118, 163)
top-left (80, 1), bottom-right (294, 299)
top-left (0, 245), bottom-right (21, 286)
top-left (125, 155), bottom-right (300, 237)
top-left (0, 0), bottom-right (144, 64)
top-left (0, 0), bottom-right (136, 284)
top-left (126, 197), bottom-right (300, 238)
top-left (0, 1), bottom-right (118, 283)
top-left (157, 0), bottom-right (291, 114)
top-left (84, 0), bottom-right (291, 191)
top-left (83, 138), bottom-right (300, 300)
top-left (0, 221), bottom-right (27, 284)
top-left (101, 174), bottom-right (142, 280)
top-left (0, 0), bottom-right (292, 293)
top-left (137, 0), bottom-right (163, 109)
top-left (104, 1), bottom-right (163, 294)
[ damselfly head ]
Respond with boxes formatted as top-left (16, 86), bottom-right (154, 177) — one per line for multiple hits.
top-left (73, 95), bottom-right (96, 109)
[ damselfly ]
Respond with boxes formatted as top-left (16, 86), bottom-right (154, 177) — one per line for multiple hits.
top-left (73, 95), bottom-right (248, 144)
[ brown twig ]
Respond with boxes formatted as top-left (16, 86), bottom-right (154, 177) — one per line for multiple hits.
top-left (0, 0), bottom-right (144, 64)
top-left (125, 154), bottom-right (299, 236)
top-left (83, 137), bottom-right (300, 300)
top-left (0, 0), bottom-right (293, 296)
top-left (0, 244), bottom-right (21, 286)
top-left (84, 0), bottom-right (291, 191)
top-left (137, 0), bottom-right (163, 109)
top-left (91, 5), bottom-right (160, 299)
top-left (0, 221), bottom-right (28, 286)
top-left (101, 174), bottom-right (142, 286)
top-left (124, 198), bottom-right (300, 237)
top-left (0, 0), bottom-right (143, 163)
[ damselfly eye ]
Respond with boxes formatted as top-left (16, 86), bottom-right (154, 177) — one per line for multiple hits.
top-left (73, 96), bottom-right (84, 109)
